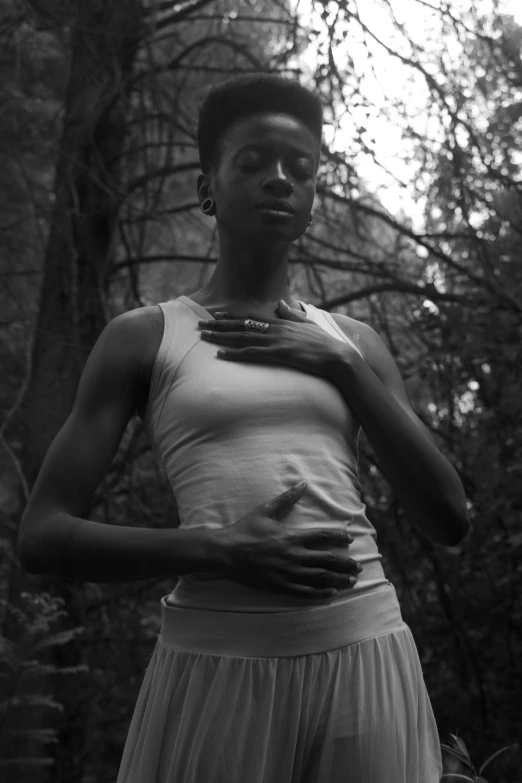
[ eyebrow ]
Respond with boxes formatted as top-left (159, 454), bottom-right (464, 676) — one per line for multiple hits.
top-left (235, 143), bottom-right (315, 163)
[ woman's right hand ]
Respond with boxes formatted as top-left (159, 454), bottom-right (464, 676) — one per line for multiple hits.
top-left (215, 480), bottom-right (363, 599)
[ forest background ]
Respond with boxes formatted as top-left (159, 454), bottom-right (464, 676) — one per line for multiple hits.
top-left (0, 0), bottom-right (521, 781)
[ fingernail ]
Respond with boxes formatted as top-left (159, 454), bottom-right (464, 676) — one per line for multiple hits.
top-left (215, 311), bottom-right (225, 317)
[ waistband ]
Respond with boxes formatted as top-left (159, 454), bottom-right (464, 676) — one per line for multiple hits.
top-left (158, 584), bottom-right (405, 658)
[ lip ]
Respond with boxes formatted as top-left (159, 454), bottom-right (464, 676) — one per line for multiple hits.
top-left (256, 208), bottom-right (294, 220)
top-left (255, 199), bottom-right (295, 214)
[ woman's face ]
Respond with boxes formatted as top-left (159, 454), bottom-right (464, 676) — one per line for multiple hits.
top-left (198, 112), bottom-right (319, 242)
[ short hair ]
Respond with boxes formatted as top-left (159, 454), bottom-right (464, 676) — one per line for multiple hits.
top-left (197, 72), bottom-right (323, 177)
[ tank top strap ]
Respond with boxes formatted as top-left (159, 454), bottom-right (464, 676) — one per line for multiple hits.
top-left (143, 297), bottom-right (201, 443)
top-left (301, 301), bottom-right (363, 359)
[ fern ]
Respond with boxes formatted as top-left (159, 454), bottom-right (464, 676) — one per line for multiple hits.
top-left (0, 588), bottom-right (89, 772)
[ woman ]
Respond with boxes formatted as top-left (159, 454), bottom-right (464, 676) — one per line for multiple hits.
top-left (18, 73), bottom-right (464, 781)
top-left (116, 71), bottom-right (458, 782)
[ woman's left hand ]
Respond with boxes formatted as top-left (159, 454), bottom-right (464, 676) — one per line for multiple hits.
top-left (198, 299), bottom-right (348, 380)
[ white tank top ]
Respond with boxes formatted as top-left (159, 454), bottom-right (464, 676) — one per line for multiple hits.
top-left (144, 295), bottom-right (390, 612)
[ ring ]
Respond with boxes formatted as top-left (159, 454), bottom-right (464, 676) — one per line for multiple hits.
top-left (245, 319), bottom-right (269, 333)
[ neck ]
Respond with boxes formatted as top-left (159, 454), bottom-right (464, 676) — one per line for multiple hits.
top-left (201, 233), bottom-right (297, 308)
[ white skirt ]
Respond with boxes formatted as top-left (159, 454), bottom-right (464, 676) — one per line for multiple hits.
top-left (116, 585), bottom-right (443, 782)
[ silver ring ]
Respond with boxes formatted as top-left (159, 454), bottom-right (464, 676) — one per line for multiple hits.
top-left (245, 319), bottom-right (269, 333)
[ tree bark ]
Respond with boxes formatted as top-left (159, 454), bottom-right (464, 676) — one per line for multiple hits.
top-left (3, 3), bottom-right (144, 780)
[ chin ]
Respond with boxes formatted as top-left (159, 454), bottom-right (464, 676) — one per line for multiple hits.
top-left (250, 223), bottom-right (304, 241)
top-left (254, 232), bottom-right (303, 246)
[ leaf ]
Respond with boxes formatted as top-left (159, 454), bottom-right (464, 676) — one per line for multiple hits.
top-left (7, 694), bottom-right (64, 712)
top-left (479, 743), bottom-right (520, 773)
top-left (450, 734), bottom-right (471, 758)
top-left (9, 728), bottom-right (59, 744)
top-left (441, 745), bottom-right (476, 773)
top-left (440, 775), bottom-right (475, 781)
top-left (443, 748), bottom-right (473, 764)
top-left (31, 627), bottom-right (85, 653)
top-left (19, 663), bottom-right (89, 682)
top-left (55, 664), bottom-right (90, 676)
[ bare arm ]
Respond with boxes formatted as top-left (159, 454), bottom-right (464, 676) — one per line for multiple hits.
top-left (17, 308), bottom-right (215, 583)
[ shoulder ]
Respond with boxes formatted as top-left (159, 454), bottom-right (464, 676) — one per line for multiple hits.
top-left (330, 312), bottom-right (420, 423)
top-left (330, 311), bottom-right (403, 384)
top-left (101, 305), bottom-right (164, 366)
top-left (329, 312), bottom-right (373, 364)
top-left (112, 304), bottom-right (164, 335)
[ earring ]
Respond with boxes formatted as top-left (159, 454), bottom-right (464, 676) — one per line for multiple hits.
top-left (200, 198), bottom-right (216, 216)
top-left (308, 214), bottom-right (313, 226)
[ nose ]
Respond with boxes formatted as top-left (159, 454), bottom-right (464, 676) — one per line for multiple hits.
top-left (263, 161), bottom-right (293, 194)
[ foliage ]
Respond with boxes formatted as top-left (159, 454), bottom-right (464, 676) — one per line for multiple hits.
top-left (0, 0), bottom-right (520, 779)
top-left (440, 731), bottom-right (520, 782)
top-left (0, 591), bottom-right (88, 769)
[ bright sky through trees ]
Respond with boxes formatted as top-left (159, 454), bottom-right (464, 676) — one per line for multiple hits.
top-left (288, 0), bottom-right (522, 229)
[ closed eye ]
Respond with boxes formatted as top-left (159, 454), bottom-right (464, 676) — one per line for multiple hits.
top-left (240, 164), bottom-right (311, 179)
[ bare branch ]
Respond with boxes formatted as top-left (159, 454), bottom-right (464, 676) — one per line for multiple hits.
top-left (122, 161), bottom-right (200, 198)
top-left (143, 0), bottom-right (215, 31)
top-left (111, 253), bottom-right (217, 271)
top-left (131, 35), bottom-right (265, 89)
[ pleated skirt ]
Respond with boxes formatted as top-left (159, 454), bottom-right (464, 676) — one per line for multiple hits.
top-left (116, 585), bottom-right (443, 783)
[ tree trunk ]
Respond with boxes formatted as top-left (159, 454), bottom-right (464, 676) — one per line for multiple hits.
top-left (3, 3), bottom-right (144, 780)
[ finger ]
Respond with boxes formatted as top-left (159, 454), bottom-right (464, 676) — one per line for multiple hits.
top-left (298, 528), bottom-right (354, 547)
top-left (214, 311), bottom-right (276, 324)
top-left (302, 567), bottom-right (359, 589)
top-left (202, 330), bottom-right (267, 345)
top-left (199, 319), bottom-right (244, 332)
top-left (283, 581), bottom-right (339, 599)
top-left (278, 300), bottom-right (312, 323)
top-left (264, 571), bottom-right (337, 599)
top-left (278, 300), bottom-right (304, 319)
top-left (290, 529), bottom-right (352, 553)
top-left (291, 553), bottom-right (362, 582)
top-left (200, 322), bottom-right (243, 334)
top-left (216, 346), bottom-right (270, 361)
top-left (288, 564), bottom-right (358, 592)
top-left (315, 552), bottom-right (363, 576)
top-left (264, 481), bottom-right (307, 519)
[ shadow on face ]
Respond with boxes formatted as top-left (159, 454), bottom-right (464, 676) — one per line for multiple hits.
top-left (197, 112), bottom-right (319, 245)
